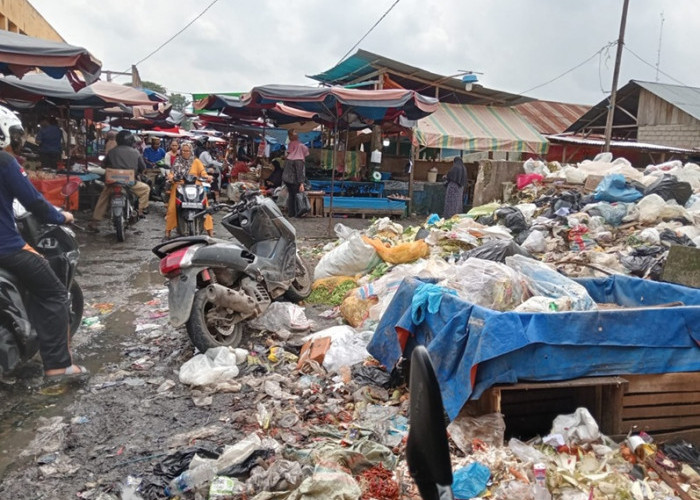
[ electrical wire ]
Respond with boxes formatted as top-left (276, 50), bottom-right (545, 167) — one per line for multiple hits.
top-left (623, 45), bottom-right (700, 91)
top-left (127, 0), bottom-right (219, 71)
top-left (336, 0), bottom-right (402, 65)
top-left (518, 41), bottom-right (616, 95)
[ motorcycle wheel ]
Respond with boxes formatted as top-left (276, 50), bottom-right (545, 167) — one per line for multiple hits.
top-left (114, 214), bottom-right (125, 242)
top-left (187, 288), bottom-right (243, 351)
top-left (176, 215), bottom-right (187, 237)
top-left (69, 281), bottom-right (84, 336)
top-left (0, 323), bottom-right (20, 376)
top-left (284, 255), bottom-right (312, 302)
top-left (187, 220), bottom-right (195, 236)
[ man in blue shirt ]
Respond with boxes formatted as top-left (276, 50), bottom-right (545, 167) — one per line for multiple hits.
top-left (143, 136), bottom-right (165, 168)
top-left (0, 106), bottom-right (86, 379)
top-left (36, 116), bottom-right (63, 169)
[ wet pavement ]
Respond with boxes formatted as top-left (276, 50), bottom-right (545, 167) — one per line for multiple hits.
top-left (0, 199), bottom-right (384, 498)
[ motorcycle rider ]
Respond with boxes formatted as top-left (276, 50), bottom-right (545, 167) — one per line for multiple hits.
top-left (0, 106), bottom-right (87, 379)
top-left (198, 137), bottom-right (223, 202)
top-left (143, 136), bottom-right (165, 169)
top-left (87, 130), bottom-right (150, 232)
top-left (164, 141), bottom-right (214, 239)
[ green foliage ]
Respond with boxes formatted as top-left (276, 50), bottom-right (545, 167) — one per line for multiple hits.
top-left (138, 80), bottom-right (167, 94)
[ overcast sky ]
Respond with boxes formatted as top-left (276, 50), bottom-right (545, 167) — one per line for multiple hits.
top-left (30, 0), bottom-right (700, 105)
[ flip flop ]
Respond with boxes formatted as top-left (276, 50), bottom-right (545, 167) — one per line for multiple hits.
top-left (45, 365), bottom-right (90, 382)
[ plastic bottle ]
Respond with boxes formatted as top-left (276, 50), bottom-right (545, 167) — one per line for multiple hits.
top-left (532, 463), bottom-right (552, 500)
top-left (165, 463), bottom-right (217, 496)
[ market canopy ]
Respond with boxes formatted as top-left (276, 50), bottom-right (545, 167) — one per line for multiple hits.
top-left (195, 93), bottom-right (317, 125)
top-left (0, 73), bottom-right (163, 108)
top-left (0, 30), bottom-right (101, 88)
top-left (413, 103), bottom-right (549, 154)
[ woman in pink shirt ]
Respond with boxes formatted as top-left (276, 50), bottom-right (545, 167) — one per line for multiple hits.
top-left (282, 129), bottom-right (309, 217)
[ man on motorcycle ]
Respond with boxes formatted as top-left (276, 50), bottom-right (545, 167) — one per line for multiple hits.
top-left (143, 136), bottom-right (165, 169)
top-left (0, 105), bottom-right (87, 379)
top-left (198, 137), bottom-right (223, 202)
top-left (87, 130), bottom-right (150, 232)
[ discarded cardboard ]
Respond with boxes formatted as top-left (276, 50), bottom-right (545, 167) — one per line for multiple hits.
top-left (296, 337), bottom-right (332, 370)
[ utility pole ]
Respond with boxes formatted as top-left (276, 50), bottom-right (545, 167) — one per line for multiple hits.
top-left (603, 0), bottom-right (630, 152)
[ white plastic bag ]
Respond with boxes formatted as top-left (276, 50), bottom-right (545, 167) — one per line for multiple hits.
top-left (248, 302), bottom-right (311, 332)
top-left (314, 232), bottom-right (381, 280)
top-left (549, 407), bottom-right (601, 444)
top-left (505, 255), bottom-right (596, 311)
top-left (637, 194), bottom-right (693, 224)
top-left (562, 165), bottom-right (587, 184)
top-left (303, 326), bottom-right (372, 373)
top-left (179, 347), bottom-right (240, 386)
top-left (593, 152), bottom-right (613, 163)
top-left (638, 228), bottom-right (660, 245)
top-left (514, 296), bottom-right (573, 313)
top-left (521, 230), bottom-right (546, 253)
top-left (523, 158), bottom-right (551, 177)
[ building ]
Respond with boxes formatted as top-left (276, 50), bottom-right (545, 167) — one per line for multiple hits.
top-left (0, 0), bottom-right (63, 42)
top-left (566, 80), bottom-right (700, 150)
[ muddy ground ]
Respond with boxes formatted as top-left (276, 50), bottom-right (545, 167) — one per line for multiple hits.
top-left (0, 200), bottom-right (400, 499)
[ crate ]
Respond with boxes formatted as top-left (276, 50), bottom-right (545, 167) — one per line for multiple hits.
top-left (105, 168), bottom-right (134, 184)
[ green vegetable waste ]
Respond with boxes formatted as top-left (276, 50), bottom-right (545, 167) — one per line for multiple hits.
top-left (306, 280), bottom-right (357, 306)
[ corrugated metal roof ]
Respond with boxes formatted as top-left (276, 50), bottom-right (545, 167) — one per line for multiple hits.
top-left (634, 80), bottom-right (700, 122)
top-left (308, 49), bottom-right (532, 106)
top-left (547, 134), bottom-right (696, 153)
top-left (414, 103), bottom-right (549, 154)
top-left (514, 100), bottom-right (590, 135)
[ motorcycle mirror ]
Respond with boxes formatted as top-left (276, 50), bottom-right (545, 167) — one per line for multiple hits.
top-left (406, 346), bottom-right (454, 500)
top-left (98, 155), bottom-right (105, 162)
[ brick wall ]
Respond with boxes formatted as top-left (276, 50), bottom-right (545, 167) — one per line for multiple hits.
top-left (638, 124), bottom-right (700, 149)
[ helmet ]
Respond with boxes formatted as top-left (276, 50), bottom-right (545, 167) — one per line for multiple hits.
top-left (0, 105), bottom-right (24, 152)
top-left (116, 130), bottom-right (135, 147)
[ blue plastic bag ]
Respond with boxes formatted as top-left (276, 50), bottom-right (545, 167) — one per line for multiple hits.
top-left (594, 174), bottom-right (643, 203)
top-left (452, 462), bottom-right (490, 499)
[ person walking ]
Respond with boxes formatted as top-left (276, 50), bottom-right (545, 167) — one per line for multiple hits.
top-left (36, 116), bottom-right (63, 169)
top-left (0, 106), bottom-right (87, 379)
top-left (443, 157), bottom-right (467, 218)
top-left (282, 130), bottom-right (309, 218)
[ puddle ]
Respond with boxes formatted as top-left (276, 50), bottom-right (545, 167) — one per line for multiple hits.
top-left (0, 260), bottom-right (163, 478)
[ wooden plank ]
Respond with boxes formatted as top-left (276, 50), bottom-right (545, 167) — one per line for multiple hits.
top-left (623, 403), bottom-right (700, 419)
top-left (622, 414), bottom-right (700, 433)
top-left (601, 383), bottom-right (626, 435)
top-left (625, 373), bottom-right (700, 394)
top-left (611, 428), bottom-right (700, 445)
top-left (624, 391), bottom-right (700, 407)
top-left (496, 376), bottom-right (627, 392)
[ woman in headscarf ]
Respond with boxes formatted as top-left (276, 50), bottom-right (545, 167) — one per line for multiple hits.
top-left (443, 157), bottom-right (467, 218)
top-left (164, 141), bottom-right (214, 239)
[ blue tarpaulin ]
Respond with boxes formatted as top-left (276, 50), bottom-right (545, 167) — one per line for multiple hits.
top-left (367, 275), bottom-right (700, 420)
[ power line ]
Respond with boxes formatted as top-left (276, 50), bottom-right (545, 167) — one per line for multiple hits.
top-left (336, 0), bottom-right (402, 65)
top-left (518, 41), bottom-right (616, 95)
top-left (126, 0), bottom-right (219, 71)
top-left (623, 45), bottom-right (700, 90)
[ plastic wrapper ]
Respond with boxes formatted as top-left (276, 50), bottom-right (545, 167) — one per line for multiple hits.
top-left (460, 240), bottom-right (532, 263)
top-left (550, 407), bottom-right (600, 444)
top-left (644, 174), bottom-right (693, 205)
top-left (593, 174), bottom-right (643, 203)
top-left (314, 225), bottom-right (382, 280)
top-left (366, 217), bottom-right (403, 237)
top-left (452, 462), bottom-right (491, 499)
top-left (567, 225), bottom-right (595, 252)
top-left (521, 230), bottom-right (547, 253)
top-left (444, 258), bottom-right (529, 311)
top-left (447, 412), bottom-right (506, 452)
top-left (179, 347), bottom-right (240, 387)
top-left (508, 438), bottom-right (548, 464)
top-left (505, 255), bottom-right (596, 311)
top-left (362, 236), bottom-right (430, 264)
top-left (514, 296), bottom-right (573, 313)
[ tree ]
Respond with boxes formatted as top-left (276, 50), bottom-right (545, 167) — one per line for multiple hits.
top-left (138, 80), bottom-right (167, 95)
top-left (169, 93), bottom-right (187, 112)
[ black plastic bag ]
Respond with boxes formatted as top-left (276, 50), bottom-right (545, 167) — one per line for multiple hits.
top-left (661, 439), bottom-right (700, 474)
top-left (153, 444), bottom-right (221, 479)
top-left (644, 174), bottom-right (692, 205)
top-left (494, 206), bottom-right (528, 234)
top-left (659, 228), bottom-right (696, 247)
top-left (219, 449), bottom-right (275, 478)
top-left (460, 240), bottom-right (532, 263)
top-left (352, 364), bottom-right (391, 388)
top-left (620, 246), bottom-right (667, 279)
top-left (296, 192), bottom-right (311, 217)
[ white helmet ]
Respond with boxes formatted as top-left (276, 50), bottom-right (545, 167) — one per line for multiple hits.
top-left (0, 105), bottom-right (24, 152)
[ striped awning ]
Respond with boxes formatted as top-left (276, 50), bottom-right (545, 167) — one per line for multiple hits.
top-left (414, 103), bottom-right (549, 154)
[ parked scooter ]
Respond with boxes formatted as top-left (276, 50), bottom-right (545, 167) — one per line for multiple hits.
top-left (152, 190), bottom-right (312, 353)
top-left (174, 173), bottom-right (210, 236)
top-left (0, 202), bottom-right (84, 376)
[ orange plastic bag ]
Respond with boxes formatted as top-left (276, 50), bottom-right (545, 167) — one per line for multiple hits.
top-left (362, 236), bottom-right (429, 264)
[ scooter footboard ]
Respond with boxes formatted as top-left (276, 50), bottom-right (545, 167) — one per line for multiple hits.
top-left (167, 267), bottom-right (200, 326)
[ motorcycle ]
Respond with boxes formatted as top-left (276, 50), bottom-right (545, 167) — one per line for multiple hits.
top-left (174, 173), bottom-right (210, 236)
top-left (0, 202), bottom-right (84, 377)
top-left (104, 168), bottom-right (139, 242)
top-left (142, 160), bottom-right (170, 203)
top-left (152, 190), bottom-right (312, 353)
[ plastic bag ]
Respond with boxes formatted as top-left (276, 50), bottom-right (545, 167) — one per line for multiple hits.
top-left (550, 407), bottom-right (601, 444)
top-left (568, 225), bottom-right (595, 252)
top-left (248, 301), bottom-right (311, 332)
top-left (295, 192), bottom-right (311, 216)
top-left (517, 173), bottom-right (544, 190)
top-left (304, 326), bottom-right (373, 373)
top-left (593, 174), bottom-right (643, 203)
top-left (621, 246), bottom-right (666, 279)
top-left (447, 413), bottom-right (506, 452)
top-left (521, 230), bottom-right (547, 253)
top-left (583, 202), bottom-right (629, 226)
top-left (466, 202), bottom-right (501, 218)
top-left (494, 206), bottom-right (528, 234)
top-left (637, 194), bottom-right (693, 224)
top-left (179, 347), bottom-right (240, 386)
top-left (362, 236), bottom-right (430, 264)
top-left (508, 437), bottom-right (548, 464)
top-left (644, 174), bottom-right (693, 205)
top-left (515, 296), bottom-right (573, 313)
top-left (367, 217), bottom-right (403, 236)
top-left (452, 462), bottom-right (490, 499)
top-left (562, 165), bottom-right (587, 184)
top-left (659, 228), bottom-right (696, 247)
top-left (505, 255), bottom-right (596, 311)
top-left (523, 158), bottom-right (551, 176)
top-left (314, 232), bottom-right (381, 280)
top-left (460, 240), bottom-right (532, 263)
top-left (444, 258), bottom-right (529, 311)
top-left (638, 228), bottom-right (660, 245)
top-left (593, 152), bottom-right (613, 163)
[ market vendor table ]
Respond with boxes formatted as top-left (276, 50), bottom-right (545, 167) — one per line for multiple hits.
top-left (306, 191), bottom-right (324, 217)
top-left (309, 180), bottom-right (384, 198)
